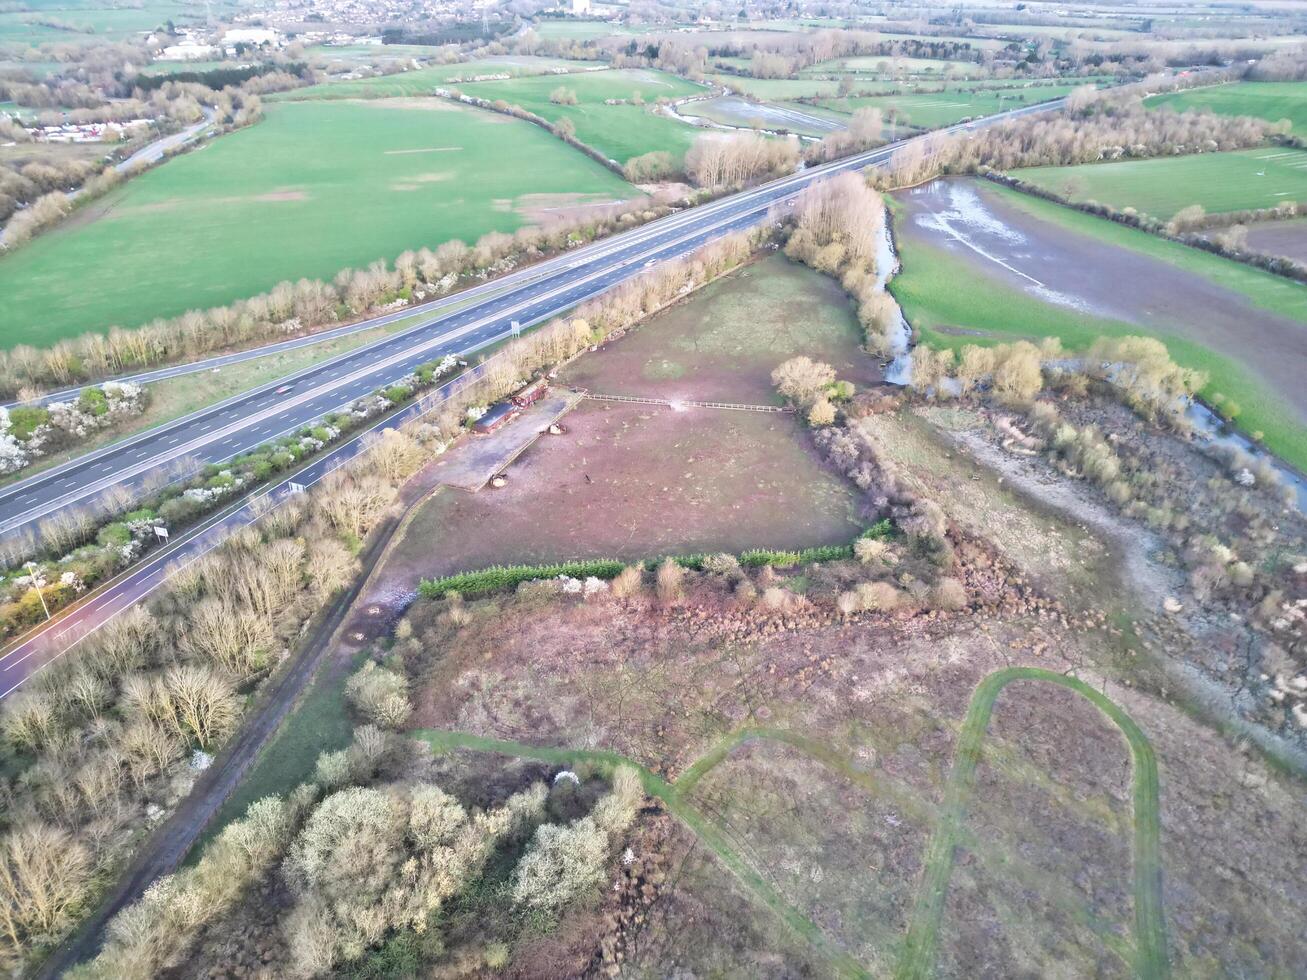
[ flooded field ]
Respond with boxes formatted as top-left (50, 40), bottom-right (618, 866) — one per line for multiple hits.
top-left (675, 95), bottom-right (844, 138)
top-left (894, 179), bottom-right (1307, 428)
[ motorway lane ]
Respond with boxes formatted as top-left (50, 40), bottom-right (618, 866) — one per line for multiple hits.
top-left (0, 97), bottom-right (1063, 544)
top-left (0, 355), bottom-right (495, 697)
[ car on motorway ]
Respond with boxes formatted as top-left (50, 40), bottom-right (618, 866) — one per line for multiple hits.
top-left (274, 383), bottom-right (295, 395)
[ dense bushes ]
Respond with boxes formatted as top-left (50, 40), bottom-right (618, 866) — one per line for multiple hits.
top-left (73, 749), bottom-right (644, 978)
top-left (0, 420), bottom-right (442, 972)
top-left (419, 559), bottom-right (627, 599)
top-left (282, 781), bottom-right (545, 974)
top-left (0, 381), bottom-right (148, 477)
top-left (781, 173), bottom-right (904, 356)
top-left (907, 334), bottom-right (1206, 426)
top-left (771, 355), bottom-right (855, 426)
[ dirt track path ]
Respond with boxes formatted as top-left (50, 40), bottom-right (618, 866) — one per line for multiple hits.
top-left (416, 666), bottom-right (1166, 980)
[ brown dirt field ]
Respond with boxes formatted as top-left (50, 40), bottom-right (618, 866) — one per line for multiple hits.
top-left (386, 400), bottom-right (862, 581)
top-left (686, 739), bottom-right (930, 975)
top-left (377, 253), bottom-right (875, 587)
top-left (897, 179), bottom-right (1307, 425)
top-left (1245, 217), bottom-right (1307, 264)
top-left (939, 681), bottom-right (1135, 978)
top-left (401, 576), bottom-right (1307, 977)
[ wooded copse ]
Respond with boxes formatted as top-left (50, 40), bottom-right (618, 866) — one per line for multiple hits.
top-left (805, 107), bottom-right (884, 165)
top-left (781, 172), bottom-right (902, 357)
top-left (684, 131), bottom-right (801, 189)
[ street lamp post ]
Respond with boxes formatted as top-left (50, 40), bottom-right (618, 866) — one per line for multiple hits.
top-left (25, 562), bottom-right (51, 622)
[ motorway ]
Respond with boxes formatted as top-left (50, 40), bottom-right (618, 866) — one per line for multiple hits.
top-left (0, 97), bottom-right (1064, 697)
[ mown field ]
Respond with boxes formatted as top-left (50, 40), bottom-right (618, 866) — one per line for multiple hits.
top-left (273, 56), bottom-right (605, 101)
top-left (0, 98), bottom-right (633, 347)
top-left (449, 67), bottom-right (706, 163)
top-left (813, 81), bottom-right (1088, 129)
top-left (0, 0), bottom-right (233, 43)
top-left (1014, 147), bottom-right (1307, 220)
top-left (1148, 81), bottom-right (1307, 135)
top-left (801, 55), bottom-right (980, 77)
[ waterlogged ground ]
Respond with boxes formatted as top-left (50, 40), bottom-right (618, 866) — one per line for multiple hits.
top-left (676, 95), bottom-right (845, 137)
top-left (895, 179), bottom-right (1307, 427)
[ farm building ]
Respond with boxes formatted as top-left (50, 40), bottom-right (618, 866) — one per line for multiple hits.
top-left (472, 402), bottom-right (520, 435)
top-left (513, 379), bottom-right (549, 408)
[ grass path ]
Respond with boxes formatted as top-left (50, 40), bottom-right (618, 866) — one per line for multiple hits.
top-left (894, 667), bottom-right (1166, 980)
top-left (416, 665), bottom-right (1166, 979)
top-left (416, 730), bottom-right (871, 979)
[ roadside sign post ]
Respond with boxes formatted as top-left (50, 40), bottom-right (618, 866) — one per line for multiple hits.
top-left (287, 481), bottom-right (307, 495)
top-left (152, 526), bottom-right (169, 542)
top-left (511, 320), bottom-right (521, 338)
top-left (24, 562), bottom-right (51, 621)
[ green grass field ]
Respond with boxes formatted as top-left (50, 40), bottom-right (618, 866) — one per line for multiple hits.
top-left (0, 0), bottom-right (235, 43)
top-left (274, 56), bottom-right (604, 101)
top-left (450, 67), bottom-right (706, 163)
top-left (813, 82), bottom-right (1086, 128)
top-left (0, 99), bottom-right (633, 347)
top-left (1148, 81), bottom-right (1307, 135)
top-left (890, 188), bottom-right (1307, 471)
top-left (801, 55), bottom-right (979, 77)
top-left (1014, 147), bottom-right (1307, 220)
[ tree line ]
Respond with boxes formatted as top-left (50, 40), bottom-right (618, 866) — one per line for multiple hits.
top-left (0, 195), bottom-right (690, 399)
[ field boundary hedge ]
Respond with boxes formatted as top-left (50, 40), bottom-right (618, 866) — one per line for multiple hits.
top-left (416, 529), bottom-right (894, 599)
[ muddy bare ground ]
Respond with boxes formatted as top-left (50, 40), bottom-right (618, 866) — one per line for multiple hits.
top-left (896, 179), bottom-right (1307, 426)
top-left (1244, 216), bottom-right (1307, 264)
top-left (377, 253), bottom-right (874, 588)
top-left (384, 401), bottom-right (862, 583)
top-left (396, 575), bottom-right (1307, 977)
